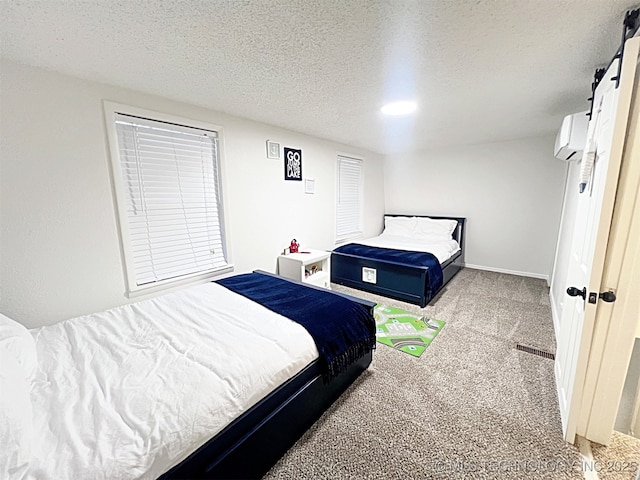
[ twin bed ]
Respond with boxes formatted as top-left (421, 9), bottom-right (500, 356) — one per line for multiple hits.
top-left (2, 215), bottom-right (464, 479)
top-left (2, 271), bottom-right (375, 479)
top-left (332, 215), bottom-right (466, 307)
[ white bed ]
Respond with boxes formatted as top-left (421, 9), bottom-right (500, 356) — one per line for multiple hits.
top-left (2, 282), bottom-right (319, 480)
top-left (359, 215), bottom-right (461, 262)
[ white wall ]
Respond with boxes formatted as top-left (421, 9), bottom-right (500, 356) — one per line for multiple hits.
top-left (383, 137), bottom-right (567, 279)
top-left (0, 59), bottom-right (385, 327)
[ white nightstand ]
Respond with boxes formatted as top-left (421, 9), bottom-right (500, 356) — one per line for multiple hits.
top-left (278, 249), bottom-right (331, 289)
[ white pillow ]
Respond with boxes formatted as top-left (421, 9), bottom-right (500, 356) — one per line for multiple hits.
top-left (414, 217), bottom-right (458, 240)
top-left (0, 349), bottom-right (33, 480)
top-left (382, 216), bottom-right (416, 238)
top-left (0, 313), bottom-right (37, 382)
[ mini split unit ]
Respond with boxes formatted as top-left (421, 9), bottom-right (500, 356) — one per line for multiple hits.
top-left (554, 111), bottom-right (589, 161)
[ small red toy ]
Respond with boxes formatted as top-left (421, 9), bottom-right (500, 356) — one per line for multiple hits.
top-left (289, 239), bottom-right (299, 253)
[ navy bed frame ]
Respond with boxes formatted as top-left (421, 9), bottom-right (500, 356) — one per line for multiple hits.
top-left (331, 215), bottom-right (466, 307)
top-left (160, 270), bottom-right (376, 479)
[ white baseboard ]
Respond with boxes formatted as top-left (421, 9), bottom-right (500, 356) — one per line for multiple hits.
top-left (464, 263), bottom-right (550, 283)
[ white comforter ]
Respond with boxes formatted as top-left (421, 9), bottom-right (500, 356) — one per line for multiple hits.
top-left (354, 234), bottom-right (461, 263)
top-left (26, 282), bottom-right (318, 479)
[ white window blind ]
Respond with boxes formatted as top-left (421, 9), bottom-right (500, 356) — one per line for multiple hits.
top-left (114, 113), bottom-right (228, 288)
top-left (336, 155), bottom-right (363, 242)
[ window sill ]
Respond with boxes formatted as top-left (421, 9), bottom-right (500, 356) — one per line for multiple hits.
top-left (335, 234), bottom-right (363, 246)
top-left (126, 265), bottom-right (234, 299)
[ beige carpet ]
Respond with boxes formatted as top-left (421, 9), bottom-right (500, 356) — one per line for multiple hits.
top-left (590, 431), bottom-right (640, 480)
top-left (264, 268), bottom-right (585, 479)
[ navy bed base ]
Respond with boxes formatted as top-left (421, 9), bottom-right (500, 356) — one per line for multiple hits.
top-left (160, 270), bottom-right (375, 480)
top-left (331, 216), bottom-right (466, 307)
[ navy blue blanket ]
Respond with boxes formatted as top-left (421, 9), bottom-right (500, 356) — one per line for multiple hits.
top-left (333, 243), bottom-right (443, 297)
top-left (216, 273), bottom-right (376, 380)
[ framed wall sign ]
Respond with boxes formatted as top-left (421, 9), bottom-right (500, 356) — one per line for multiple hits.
top-left (284, 148), bottom-right (302, 181)
top-left (266, 140), bottom-right (280, 159)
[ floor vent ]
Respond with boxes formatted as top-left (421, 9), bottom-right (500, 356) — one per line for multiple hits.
top-left (516, 344), bottom-right (555, 360)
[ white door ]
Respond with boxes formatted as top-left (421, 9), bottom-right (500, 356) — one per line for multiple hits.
top-left (555, 37), bottom-right (640, 443)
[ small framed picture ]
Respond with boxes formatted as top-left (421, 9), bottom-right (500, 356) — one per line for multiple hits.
top-left (266, 140), bottom-right (280, 159)
top-left (305, 178), bottom-right (315, 194)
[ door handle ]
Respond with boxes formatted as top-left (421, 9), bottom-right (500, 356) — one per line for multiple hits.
top-left (588, 290), bottom-right (617, 304)
top-left (599, 291), bottom-right (616, 302)
top-left (567, 287), bottom-right (586, 299)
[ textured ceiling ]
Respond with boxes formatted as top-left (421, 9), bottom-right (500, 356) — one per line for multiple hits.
top-left (1, 0), bottom-right (637, 154)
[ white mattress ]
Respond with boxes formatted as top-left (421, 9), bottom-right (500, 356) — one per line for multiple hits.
top-left (354, 234), bottom-right (461, 264)
top-left (26, 282), bottom-right (318, 479)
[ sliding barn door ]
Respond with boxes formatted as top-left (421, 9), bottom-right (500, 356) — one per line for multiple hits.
top-left (555, 37), bottom-right (640, 443)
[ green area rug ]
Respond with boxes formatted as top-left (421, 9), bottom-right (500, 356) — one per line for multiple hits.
top-left (374, 305), bottom-right (445, 357)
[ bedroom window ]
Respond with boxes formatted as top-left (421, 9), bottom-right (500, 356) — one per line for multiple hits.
top-left (336, 155), bottom-right (363, 243)
top-left (105, 103), bottom-right (231, 295)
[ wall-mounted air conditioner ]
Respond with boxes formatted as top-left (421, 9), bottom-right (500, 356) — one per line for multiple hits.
top-left (554, 111), bottom-right (589, 161)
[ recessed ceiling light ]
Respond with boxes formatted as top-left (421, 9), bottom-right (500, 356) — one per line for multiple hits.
top-left (381, 101), bottom-right (417, 116)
